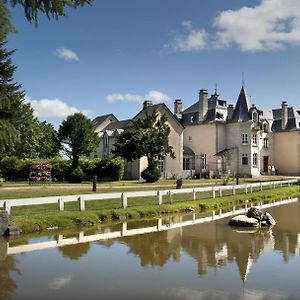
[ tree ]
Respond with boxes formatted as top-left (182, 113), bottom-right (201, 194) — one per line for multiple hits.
top-left (6, 0), bottom-right (93, 24)
top-left (58, 113), bottom-right (99, 168)
top-left (0, 1), bottom-right (15, 40)
top-left (0, 41), bottom-right (24, 160)
top-left (113, 111), bottom-right (175, 182)
top-left (14, 103), bottom-right (59, 159)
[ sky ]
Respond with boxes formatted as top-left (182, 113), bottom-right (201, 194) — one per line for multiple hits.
top-left (6, 0), bottom-right (300, 127)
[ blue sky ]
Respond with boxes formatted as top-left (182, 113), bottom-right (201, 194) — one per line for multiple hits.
top-left (6, 0), bottom-right (300, 127)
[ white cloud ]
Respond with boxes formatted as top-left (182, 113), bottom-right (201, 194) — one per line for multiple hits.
top-left (55, 47), bottom-right (79, 61)
top-left (164, 20), bottom-right (207, 52)
top-left (213, 0), bottom-right (300, 51)
top-left (165, 0), bottom-right (300, 52)
top-left (25, 96), bottom-right (81, 118)
top-left (48, 275), bottom-right (72, 290)
top-left (106, 90), bottom-right (170, 104)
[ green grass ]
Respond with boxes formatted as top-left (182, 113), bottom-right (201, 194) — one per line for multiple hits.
top-left (8, 184), bottom-right (300, 234)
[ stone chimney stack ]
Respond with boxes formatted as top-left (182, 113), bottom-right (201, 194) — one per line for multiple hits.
top-left (199, 89), bottom-right (208, 122)
top-left (281, 101), bottom-right (288, 130)
top-left (174, 99), bottom-right (183, 119)
top-left (227, 104), bottom-right (234, 120)
top-left (143, 100), bottom-right (152, 110)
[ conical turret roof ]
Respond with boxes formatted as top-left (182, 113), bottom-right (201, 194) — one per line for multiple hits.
top-left (231, 86), bottom-right (252, 122)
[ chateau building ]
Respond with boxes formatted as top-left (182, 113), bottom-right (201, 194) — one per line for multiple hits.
top-left (92, 85), bottom-right (300, 179)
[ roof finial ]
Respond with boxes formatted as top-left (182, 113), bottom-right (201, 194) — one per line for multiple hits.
top-left (214, 83), bottom-right (218, 95)
top-left (242, 72), bottom-right (245, 87)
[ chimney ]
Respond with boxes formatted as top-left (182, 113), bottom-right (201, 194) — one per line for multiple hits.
top-left (281, 101), bottom-right (288, 130)
top-left (143, 100), bottom-right (152, 110)
top-left (199, 89), bottom-right (208, 122)
top-left (174, 99), bottom-right (183, 119)
top-left (227, 104), bottom-right (234, 120)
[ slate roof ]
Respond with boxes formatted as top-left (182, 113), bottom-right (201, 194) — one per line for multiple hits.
top-left (102, 119), bottom-right (131, 131)
top-left (92, 114), bottom-right (117, 128)
top-left (271, 107), bottom-right (300, 131)
top-left (230, 86), bottom-right (252, 122)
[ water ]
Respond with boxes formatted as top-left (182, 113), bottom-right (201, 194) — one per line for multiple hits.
top-left (1, 198), bottom-right (300, 300)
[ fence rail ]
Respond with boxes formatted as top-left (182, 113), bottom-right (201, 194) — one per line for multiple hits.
top-left (0, 179), bottom-right (298, 215)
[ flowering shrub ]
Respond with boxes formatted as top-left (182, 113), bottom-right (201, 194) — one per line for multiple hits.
top-left (29, 162), bottom-right (52, 182)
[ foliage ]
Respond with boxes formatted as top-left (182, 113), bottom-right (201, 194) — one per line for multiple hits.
top-left (68, 166), bottom-right (84, 183)
top-left (0, 41), bottom-right (25, 160)
top-left (95, 159), bottom-right (124, 181)
top-left (141, 161), bottom-right (161, 183)
top-left (29, 162), bottom-right (52, 182)
top-left (5, 0), bottom-right (93, 24)
top-left (50, 158), bottom-right (72, 181)
top-left (113, 111), bottom-right (175, 182)
top-left (0, 156), bottom-right (30, 181)
top-left (0, 1), bottom-right (16, 40)
top-left (58, 113), bottom-right (99, 168)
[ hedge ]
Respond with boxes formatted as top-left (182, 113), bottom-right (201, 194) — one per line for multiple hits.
top-left (0, 157), bottom-right (124, 182)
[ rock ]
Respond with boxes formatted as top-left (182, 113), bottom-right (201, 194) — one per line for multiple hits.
top-left (3, 226), bottom-right (22, 236)
top-left (119, 215), bottom-right (127, 221)
top-left (262, 212), bottom-right (276, 225)
top-left (229, 215), bottom-right (259, 227)
top-left (0, 211), bottom-right (9, 236)
top-left (247, 207), bottom-right (263, 221)
top-left (185, 207), bottom-right (195, 212)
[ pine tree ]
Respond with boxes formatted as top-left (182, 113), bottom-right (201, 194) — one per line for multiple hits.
top-left (0, 41), bottom-right (25, 160)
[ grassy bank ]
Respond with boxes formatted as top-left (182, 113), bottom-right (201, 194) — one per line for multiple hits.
top-left (9, 185), bottom-right (300, 234)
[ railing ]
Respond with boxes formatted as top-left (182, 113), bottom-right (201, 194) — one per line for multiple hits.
top-left (5, 197), bottom-right (299, 255)
top-left (0, 179), bottom-right (298, 215)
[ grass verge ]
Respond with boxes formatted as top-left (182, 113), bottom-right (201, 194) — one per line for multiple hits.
top-left (8, 185), bottom-right (300, 234)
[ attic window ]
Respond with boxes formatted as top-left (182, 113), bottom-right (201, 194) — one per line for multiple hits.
top-left (252, 112), bottom-right (258, 122)
top-left (190, 115), bottom-right (196, 123)
top-left (216, 112), bottom-right (224, 119)
top-left (262, 123), bottom-right (269, 133)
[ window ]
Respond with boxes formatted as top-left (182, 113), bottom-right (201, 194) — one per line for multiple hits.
top-left (216, 112), bottom-right (224, 119)
top-left (157, 157), bottom-right (164, 173)
top-left (252, 112), bottom-right (258, 122)
top-left (242, 153), bottom-right (248, 165)
top-left (104, 136), bottom-right (109, 149)
top-left (263, 138), bottom-right (269, 149)
top-left (188, 136), bottom-right (192, 141)
top-left (183, 157), bottom-right (190, 170)
top-left (242, 134), bottom-right (248, 144)
top-left (201, 153), bottom-right (207, 170)
top-left (253, 153), bottom-right (258, 166)
top-left (263, 123), bottom-right (269, 133)
top-left (252, 134), bottom-right (257, 145)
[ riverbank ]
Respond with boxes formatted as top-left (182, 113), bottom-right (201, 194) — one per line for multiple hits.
top-left (8, 185), bottom-right (300, 234)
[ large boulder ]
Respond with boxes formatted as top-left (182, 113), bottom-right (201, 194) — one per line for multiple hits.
top-left (0, 211), bottom-right (9, 236)
top-left (229, 215), bottom-right (259, 227)
top-left (247, 207), bottom-right (263, 221)
top-left (262, 212), bottom-right (276, 225)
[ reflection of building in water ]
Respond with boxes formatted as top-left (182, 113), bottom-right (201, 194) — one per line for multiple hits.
top-left (270, 200), bottom-right (300, 262)
top-left (0, 238), bottom-right (18, 300)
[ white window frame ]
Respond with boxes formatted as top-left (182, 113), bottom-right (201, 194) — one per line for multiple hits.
top-left (242, 133), bottom-right (248, 144)
top-left (253, 153), bottom-right (258, 166)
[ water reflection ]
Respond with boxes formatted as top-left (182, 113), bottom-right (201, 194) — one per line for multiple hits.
top-left (0, 197), bottom-right (300, 299)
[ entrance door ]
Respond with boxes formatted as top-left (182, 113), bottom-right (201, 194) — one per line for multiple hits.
top-left (263, 156), bottom-right (269, 173)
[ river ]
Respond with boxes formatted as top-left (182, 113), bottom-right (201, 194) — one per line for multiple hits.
top-left (0, 197), bottom-right (300, 300)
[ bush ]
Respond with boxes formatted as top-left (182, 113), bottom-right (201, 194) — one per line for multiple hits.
top-left (141, 162), bottom-right (161, 183)
top-left (95, 159), bottom-right (124, 181)
top-left (50, 158), bottom-right (72, 181)
top-left (79, 159), bottom-right (98, 181)
top-left (0, 156), bottom-right (31, 181)
top-left (68, 166), bottom-right (85, 183)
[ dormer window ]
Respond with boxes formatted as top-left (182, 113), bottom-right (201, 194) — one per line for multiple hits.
top-left (190, 115), bottom-right (196, 123)
top-left (252, 111), bottom-right (258, 122)
top-left (262, 123), bottom-right (269, 133)
top-left (216, 112), bottom-right (224, 120)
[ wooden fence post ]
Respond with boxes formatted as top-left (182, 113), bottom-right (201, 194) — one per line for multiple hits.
top-left (212, 187), bottom-right (216, 199)
top-left (58, 198), bottom-right (64, 211)
top-left (169, 191), bottom-right (173, 203)
top-left (219, 188), bottom-right (223, 197)
top-left (122, 193), bottom-right (127, 208)
top-left (245, 185), bottom-right (248, 194)
top-left (157, 191), bottom-right (162, 205)
top-left (79, 196), bottom-right (85, 211)
top-left (4, 201), bottom-right (11, 216)
top-left (232, 186), bottom-right (236, 195)
top-left (192, 189), bottom-right (196, 201)
top-left (260, 183), bottom-right (263, 191)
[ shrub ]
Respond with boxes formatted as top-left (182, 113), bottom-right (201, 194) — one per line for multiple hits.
top-left (50, 158), bottom-right (72, 181)
top-left (141, 162), bottom-right (161, 183)
top-left (95, 159), bottom-right (124, 181)
top-left (79, 159), bottom-right (98, 180)
top-left (68, 166), bottom-right (85, 183)
top-left (0, 156), bottom-right (31, 181)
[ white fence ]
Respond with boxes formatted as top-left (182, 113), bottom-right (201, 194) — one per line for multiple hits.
top-left (6, 197), bottom-right (299, 255)
top-left (0, 179), bottom-right (298, 215)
